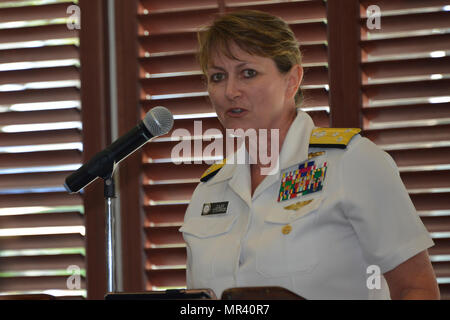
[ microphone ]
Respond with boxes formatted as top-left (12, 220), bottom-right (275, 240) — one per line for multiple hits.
top-left (64, 106), bottom-right (174, 193)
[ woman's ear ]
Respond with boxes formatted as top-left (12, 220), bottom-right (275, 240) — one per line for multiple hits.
top-left (286, 64), bottom-right (303, 100)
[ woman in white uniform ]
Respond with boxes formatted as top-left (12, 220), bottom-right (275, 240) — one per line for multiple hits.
top-left (179, 10), bottom-right (440, 299)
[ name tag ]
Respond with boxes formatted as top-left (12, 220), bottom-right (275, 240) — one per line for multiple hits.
top-left (201, 201), bottom-right (229, 216)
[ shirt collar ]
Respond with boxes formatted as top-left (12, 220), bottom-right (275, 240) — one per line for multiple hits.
top-left (205, 109), bottom-right (315, 186)
top-left (279, 109), bottom-right (315, 170)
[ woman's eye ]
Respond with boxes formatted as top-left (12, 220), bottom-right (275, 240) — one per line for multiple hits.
top-left (210, 73), bottom-right (225, 82)
top-left (242, 69), bottom-right (257, 78)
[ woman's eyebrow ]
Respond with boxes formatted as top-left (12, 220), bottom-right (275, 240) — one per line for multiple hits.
top-left (208, 62), bottom-right (250, 71)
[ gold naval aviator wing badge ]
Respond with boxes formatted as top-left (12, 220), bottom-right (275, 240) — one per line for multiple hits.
top-left (283, 199), bottom-right (314, 211)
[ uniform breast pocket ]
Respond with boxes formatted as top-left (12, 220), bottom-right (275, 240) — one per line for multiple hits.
top-left (256, 198), bottom-right (322, 277)
top-left (180, 215), bottom-right (237, 281)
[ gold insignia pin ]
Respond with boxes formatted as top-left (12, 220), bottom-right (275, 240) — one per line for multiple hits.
top-left (282, 225), bottom-right (292, 235)
top-left (308, 151), bottom-right (325, 159)
top-left (283, 199), bottom-right (314, 211)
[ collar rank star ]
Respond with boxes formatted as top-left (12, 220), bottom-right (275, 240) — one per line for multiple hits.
top-left (202, 202), bottom-right (229, 216)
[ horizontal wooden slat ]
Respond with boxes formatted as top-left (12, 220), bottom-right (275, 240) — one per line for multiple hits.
top-left (139, 32), bottom-right (198, 56)
top-left (363, 124), bottom-right (450, 147)
top-left (0, 254), bottom-right (85, 272)
top-left (139, 0), bottom-right (217, 13)
top-left (145, 247), bottom-right (186, 267)
top-left (143, 98), bottom-right (328, 119)
top-left (361, 11), bottom-right (450, 39)
top-left (138, 8), bottom-right (217, 35)
top-left (143, 96), bottom-right (214, 115)
top-left (0, 171), bottom-right (74, 191)
top-left (145, 226), bottom-right (183, 246)
top-left (431, 261), bottom-right (450, 278)
top-left (363, 103), bottom-right (450, 129)
top-left (0, 24), bottom-right (78, 44)
top-left (387, 146), bottom-right (450, 169)
top-left (227, 0), bottom-right (322, 5)
top-left (439, 284), bottom-right (450, 300)
top-left (0, 276), bottom-right (86, 291)
top-left (139, 1), bottom-right (327, 36)
top-left (429, 238), bottom-right (450, 256)
top-left (0, 109), bottom-right (80, 126)
top-left (139, 53), bottom-right (197, 75)
top-left (301, 44), bottom-right (328, 65)
top-left (139, 21), bottom-right (327, 56)
top-left (285, 22), bottom-right (328, 45)
top-left (0, 45), bottom-right (79, 64)
top-left (143, 88), bottom-right (327, 109)
top-left (0, 234), bottom-right (84, 250)
top-left (411, 193), bottom-right (450, 212)
top-left (302, 66), bottom-right (328, 86)
top-left (0, 87), bottom-right (80, 105)
top-left (143, 163), bottom-right (209, 181)
top-left (141, 74), bottom-right (204, 96)
top-left (0, 2), bottom-right (73, 23)
top-left (0, 150), bottom-right (81, 169)
top-left (225, 1), bottom-right (327, 22)
top-left (360, 0), bottom-right (450, 14)
top-left (0, 192), bottom-right (82, 208)
top-left (0, 129), bottom-right (81, 147)
top-left (361, 34), bottom-right (450, 62)
top-left (362, 57), bottom-right (450, 84)
top-left (400, 170), bottom-right (450, 190)
top-left (363, 79), bottom-right (450, 106)
top-left (146, 269), bottom-right (185, 288)
top-left (141, 69), bottom-right (327, 95)
top-left (144, 183), bottom-right (197, 203)
top-left (140, 0), bottom-right (325, 14)
top-left (0, 66), bottom-right (79, 85)
top-left (0, 212), bottom-right (83, 229)
top-left (422, 216), bottom-right (450, 234)
top-left (308, 110), bottom-right (330, 127)
top-left (144, 204), bottom-right (187, 225)
top-left (140, 49), bottom-right (328, 75)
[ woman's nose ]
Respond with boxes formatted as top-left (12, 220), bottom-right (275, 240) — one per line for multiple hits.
top-left (225, 77), bottom-right (241, 100)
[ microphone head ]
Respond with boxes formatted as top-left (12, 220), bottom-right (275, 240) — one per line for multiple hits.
top-left (143, 106), bottom-right (174, 137)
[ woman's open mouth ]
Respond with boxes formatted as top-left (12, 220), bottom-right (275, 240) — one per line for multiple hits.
top-left (226, 108), bottom-right (248, 118)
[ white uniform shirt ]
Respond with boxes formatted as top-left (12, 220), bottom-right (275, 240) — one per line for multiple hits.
top-left (179, 110), bottom-right (434, 299)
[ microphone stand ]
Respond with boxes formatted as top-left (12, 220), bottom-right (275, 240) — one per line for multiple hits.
top-left (99, 160), bottom-right (118, 294)
top-left (104, 174), bottom-right (117, 293)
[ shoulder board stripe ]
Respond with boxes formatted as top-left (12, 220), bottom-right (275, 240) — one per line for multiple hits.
top-left (200, 159), bottom-right (226, 182)
top-left (309, 128), bottom-right (361, 148)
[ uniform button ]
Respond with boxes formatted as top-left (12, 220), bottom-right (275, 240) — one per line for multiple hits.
top-left (282, 225), bottom-right (292, 235)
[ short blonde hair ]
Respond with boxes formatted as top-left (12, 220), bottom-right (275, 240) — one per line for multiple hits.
top-left (197, 10), bottom-right (303, 105)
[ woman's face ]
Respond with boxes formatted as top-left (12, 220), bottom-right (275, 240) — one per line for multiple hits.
top-left (206, 42), bottom-right (301, 133)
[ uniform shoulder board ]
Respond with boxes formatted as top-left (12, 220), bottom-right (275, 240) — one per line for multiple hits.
top-left (200, 159), bottom-right (226, 182)
top-left (309, 128), bottom-right (361, 149)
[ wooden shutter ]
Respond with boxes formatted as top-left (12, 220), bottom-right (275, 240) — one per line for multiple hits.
top-left (137, 0), bottom-right (330, 291)
top-left (360, 0), bottom-right (450, 298)
top-left (0, 0), bottom-right (85, 298)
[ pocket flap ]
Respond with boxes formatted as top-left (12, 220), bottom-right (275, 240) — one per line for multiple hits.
top-left (265, 198), bottom-right (322, 224)
top-left (179, 215), bottom-right (237, 238)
